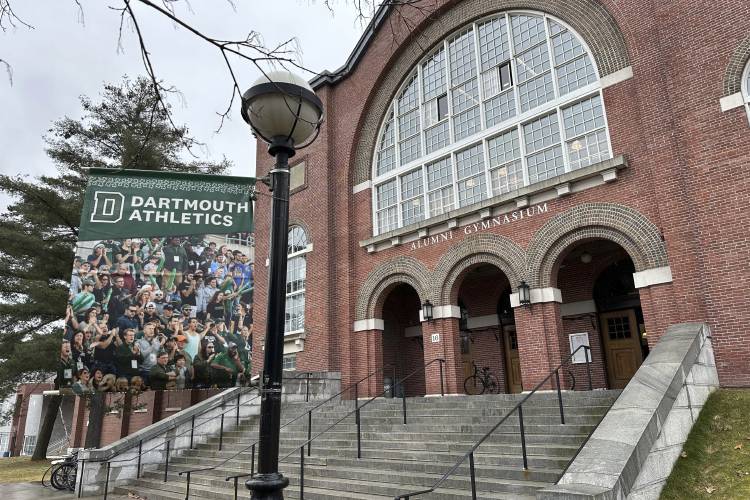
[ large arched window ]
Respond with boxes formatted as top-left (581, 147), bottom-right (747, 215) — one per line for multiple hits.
top-left (285, 226), bottom-right (309, 334)
top-left (743, 60), bottom-right (750, 124)
top-left (372, 11), bottom-right (612, 235)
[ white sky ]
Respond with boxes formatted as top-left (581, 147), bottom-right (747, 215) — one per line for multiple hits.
top-left (0, 0), bottom-right (368, 211)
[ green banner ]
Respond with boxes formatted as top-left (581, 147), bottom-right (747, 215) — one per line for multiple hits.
top-left (79, 168), bottom-right (255, 240)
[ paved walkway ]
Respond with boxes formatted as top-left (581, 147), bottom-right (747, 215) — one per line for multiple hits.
top-left (2, 482), bottom-right (135, 499)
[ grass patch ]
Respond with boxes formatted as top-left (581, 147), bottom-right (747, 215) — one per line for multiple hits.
top-left (661, 389), bottom-right (750, 499)
top-left (0, 456), bottom-right (53, 483)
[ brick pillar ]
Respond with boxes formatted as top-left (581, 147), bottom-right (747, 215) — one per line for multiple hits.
top-left (638, 282), bottom-right (678, 349)
top-left (365, 329), bottom-right (384, 397)
top-left (69, 396), bottom-right (87, 448)
top-left (514, 301), bottom-right (564, 390)
top-left (423, 317), bottom-right (463, 395)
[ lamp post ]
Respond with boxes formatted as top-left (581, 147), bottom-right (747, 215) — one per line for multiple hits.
top-left (421, 300), bottom-right (434, 322)
top-left (518, 281), bottom-right (531, 306)
top-left (241, 70), bottom-right (323, 500)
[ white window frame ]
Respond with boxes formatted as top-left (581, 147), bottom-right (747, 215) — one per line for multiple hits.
top-left (370, 11), bottom-right (613, 236)
top-left (285, 227), bottom-right (311, 336)
top-left (743, 60), bottom-right (750, 125)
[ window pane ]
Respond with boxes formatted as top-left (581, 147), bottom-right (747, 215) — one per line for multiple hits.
top-left (568, 129), bottom-right (609, 170)
top-left (398, 74), bottom-right (419, 112)
top-left (428, 187), bottom-right (455, 216)
top-left (288, 226), bottom-right (308, 254)
top-left (453, 106), bottom-right (481, 141)
top-left (423, 99), bottom-right (438, 128)
top-left (455, 144), bottom-right (486, 206)
top-left (423, 48), bottom-right (447, 101)
top-left (527, 145), bottom-right (565, 183)
top-left (401, 169), bottom-right (423, 200)
top-left (488, 128), bottom-right (521, 166)
top-left (452, 78), bottom-right (480, 114)
top-left (482, 68), bottom-right (500, 99)
top-left (398, 109), bottom-right (420, 140)
top-left (399, 135), bottom-right (422, 165)
top-left (515, 43), bottom-right (551, 83)
top-left (285, 293), bottom-right (305, 333)
top-left (485, 90), bottom-right (516, 127)
top-left (456, 143), bottom-right (485, 179)
top-left (449, 29), bottom-right (477, 86)
top-left (425, 121), bottom-right (451, 153)
top-left (556, 55), bottom-right (597, 95)
top-left (376, 179), bottom-right (398, 210)
top-left (490, 160), bottom-right (524, 195)
top-left (518, 72), bottom-right (555, 112)
top-left (438, 94), bottom-right (449, 120)
top-left (286, 255), bottom-right (306, 294)
top-left (551, 28), bottom-right (586, 65)
top-left (524, 112), bottom-right (561, 154)
top-left (478, 17), bottom-right (511, 71)
top-left (499, 63), bottom-right (513, 90)
top-left (426, 157), bottom-right (454, 216)
top-left (511, 14), bottom-right (547, 53)
top-left (377, 207), bottom-right (398, 233)
top-left (562, 95), bottom-right (605, 137)
top-left (376, 146), bottom-right (396, 176)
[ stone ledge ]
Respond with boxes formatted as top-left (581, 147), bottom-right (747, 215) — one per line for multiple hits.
top-left (537, 322), bottom-right (718, 500)
top-left (360, 155), bottom-right (628, 252)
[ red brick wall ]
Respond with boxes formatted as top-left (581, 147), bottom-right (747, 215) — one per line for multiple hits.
top-left (250, 0), bottom-right (750, 390)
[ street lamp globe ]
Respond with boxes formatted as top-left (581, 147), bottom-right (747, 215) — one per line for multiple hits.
top-left (241, 70), bottom-right (323, 155)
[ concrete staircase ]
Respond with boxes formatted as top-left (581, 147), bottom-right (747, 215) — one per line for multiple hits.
top-left (114, 390), bottom-right (620, 499)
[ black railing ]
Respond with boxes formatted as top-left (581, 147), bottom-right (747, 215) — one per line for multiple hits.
top-left (224, 358), bottom-right (446, 498)
top-left (393, 346), bottom-right (592, 500)
top-left (179, 365), bottom-right (397, 499)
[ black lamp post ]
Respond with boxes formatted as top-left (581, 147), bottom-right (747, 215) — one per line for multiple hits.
top-left (241, 70), bottom-right (323, 500)
top-left (518, 281), bottom-right (531, 306)
top-left (422, 300), bottom-right (434, 322)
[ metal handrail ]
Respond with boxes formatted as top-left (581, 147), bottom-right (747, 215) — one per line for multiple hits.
top-left (393, 346), bottom-right (592, 500)
top-left (224, 358), bottom-right (446, 487)
top-left (179, 364), bottom-right (395, 498)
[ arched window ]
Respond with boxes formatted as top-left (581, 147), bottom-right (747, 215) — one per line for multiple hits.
top-left (285, 226), bottom-right (309, 334)
top-left (372, 11), bottom-right (612, 235)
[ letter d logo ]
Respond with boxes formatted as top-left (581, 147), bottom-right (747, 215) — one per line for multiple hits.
top-left (90, 191), bottom-right (124, 223)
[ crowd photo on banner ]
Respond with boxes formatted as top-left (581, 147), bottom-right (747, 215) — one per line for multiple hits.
top-left (60, 233), bottom-right (255, 394)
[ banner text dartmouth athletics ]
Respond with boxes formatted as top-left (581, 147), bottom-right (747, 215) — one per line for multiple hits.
top-left (79, 168), bottom-right (255, 240)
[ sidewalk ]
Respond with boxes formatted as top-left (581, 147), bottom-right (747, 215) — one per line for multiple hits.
top-left (3, 482), bottom-right (135, 499)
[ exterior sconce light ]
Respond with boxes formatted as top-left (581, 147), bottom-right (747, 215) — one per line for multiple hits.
top-left (518, 281), bottom-right (531, 306)
top-left (422, 300), bottom-right (434, 321)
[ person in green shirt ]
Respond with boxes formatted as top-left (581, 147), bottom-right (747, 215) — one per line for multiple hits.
top-left (115, 328), bottom-right (141, 380)
top-left (149, 351), bottom-right (176, 391)
top-left (210, 343), bottom-right (244, 388)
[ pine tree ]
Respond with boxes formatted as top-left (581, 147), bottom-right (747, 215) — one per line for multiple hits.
top-left (0, 76), bottom-right (230, 456)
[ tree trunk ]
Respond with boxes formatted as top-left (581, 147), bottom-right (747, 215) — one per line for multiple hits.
top-left (31, 394), bottom-right (61, 461)
top-left (84, 393), bottom-right (105, 449)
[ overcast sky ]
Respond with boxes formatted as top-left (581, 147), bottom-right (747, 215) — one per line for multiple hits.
top-left (0, 0), bottom-right (368, 211)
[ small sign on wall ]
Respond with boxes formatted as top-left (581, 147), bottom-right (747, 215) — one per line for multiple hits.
top-left (431, 333), bottom-right (440, 343)
top-left (569, 332), bottom-right (590, 364)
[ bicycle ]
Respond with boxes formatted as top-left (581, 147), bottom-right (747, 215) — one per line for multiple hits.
top-left (47, 450), bottom-right (78, 492)
top-left (464, 362), bottom-right (500, 395)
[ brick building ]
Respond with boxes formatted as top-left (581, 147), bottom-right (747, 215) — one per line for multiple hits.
top-left (251, 0), bottom-right (750, 396)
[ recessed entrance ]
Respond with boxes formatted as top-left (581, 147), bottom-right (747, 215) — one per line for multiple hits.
top-left (454, 264), bottom-right (521, 394)
top-left (381, 283), bottom-right (425, 397)
top-left (557, 240), bottom-right (648, 390)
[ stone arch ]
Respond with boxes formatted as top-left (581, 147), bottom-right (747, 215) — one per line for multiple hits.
top-left (526, 203), bottom-right (668, 288)
top-left (352, 0), bottom-right (631, 185)
top-left (723, 34), bottom-right (750, 96)
top-left (355, 256), bottom-right (431, 320)
top-left (431, 233), bottom-right (525, 304)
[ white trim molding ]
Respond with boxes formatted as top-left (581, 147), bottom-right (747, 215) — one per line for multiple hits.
top-left (600, 66), bottom-right (634, 89)
top-left (353, 318), bottom-right (385, 332)
top-left (560, 300), bottom-right (597, 316)
top-left (720, 92), bottom-right (745, 112)
top-left (353, 180), bottom-right (372, 194)
top-left (632, 266), bottom-right (673, 289)
top-left (510, 287), bottom-right (562, 307)
top-left (434, 305), bottom-right (461, 319)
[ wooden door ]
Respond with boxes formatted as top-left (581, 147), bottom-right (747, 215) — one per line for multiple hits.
top-left (504, 326), bottom-right (523, 393)
top-left (460, 332), bottom-right (473, 380)
top-left (601, 309), bottom-right (643, 389)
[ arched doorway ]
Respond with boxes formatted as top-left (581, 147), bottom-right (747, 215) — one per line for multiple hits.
top-left (454, 265), bottom-right (521, 394)
top-left (556, 240), bottom-right (647, 389)
top-left (381, 283), bottom-right (425, 397)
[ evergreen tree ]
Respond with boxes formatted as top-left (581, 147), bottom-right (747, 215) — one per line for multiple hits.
top-left (0, 76), bottom-right (229, 455)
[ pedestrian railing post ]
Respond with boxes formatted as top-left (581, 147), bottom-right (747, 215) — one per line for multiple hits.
top-left (518, 405), bottom-right (528, 470)
top-left (439, 360), bottom-right (445, 397)
top-left (233, 476), bottom-right (238, 500)
top-left (104, 462), bottom-right (110, 500)
top-left (251, 443), bottom-right (255, 476)
top-left (300, 446), bottom-right (305, 499)
top-left (77, 459), bottom-right (84, 498)
top-left (306, 372), bottom-right (310, 403)
top-left (354, 383), bottom-right (358, 411)
top-left (585, 347), bottom-right (593, 391)
top-left (356, 407), bottom-right (362, 459)
top-left (402, 392), bottom-right (407, 425)
top-left (190, 415), bottom-right (195, 448)
top-left (219, 413), bottom-right (225, 451)
top-left (307, 410), bottom-right (312, 457)
top-left (555, 369), bottom-right (565, 425)
top-left (137, 440), bottom-right (142, 478)
top-left (164, 439), bottom-right (170, 482)
top-left (185, 471), bottom-right (191, 500)
top-left (236, 393), bottom-right (241, 425)
top-left (469, 452), bottom-right (477, 500)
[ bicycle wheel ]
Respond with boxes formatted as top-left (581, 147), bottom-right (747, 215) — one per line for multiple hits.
top-left (64, 463), bottom-right (77, 491)
top-left (50, 464), bottom-right (67, 490)
top-left (464, 375), bottom-right (485, 395)
top-left (485, 374), bottom-right (500, 394)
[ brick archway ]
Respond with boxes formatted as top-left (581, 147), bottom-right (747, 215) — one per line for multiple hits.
top-left (526, 203), bottom-right (668, 288)
top-left (431, 233), bottom-right (525, 304)
top-left (351, 0), bottom-right (631, 185)
top-left (355, 256), bottom-right (431, 320)
top-left (723, 34), bottom-right (750, 96)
